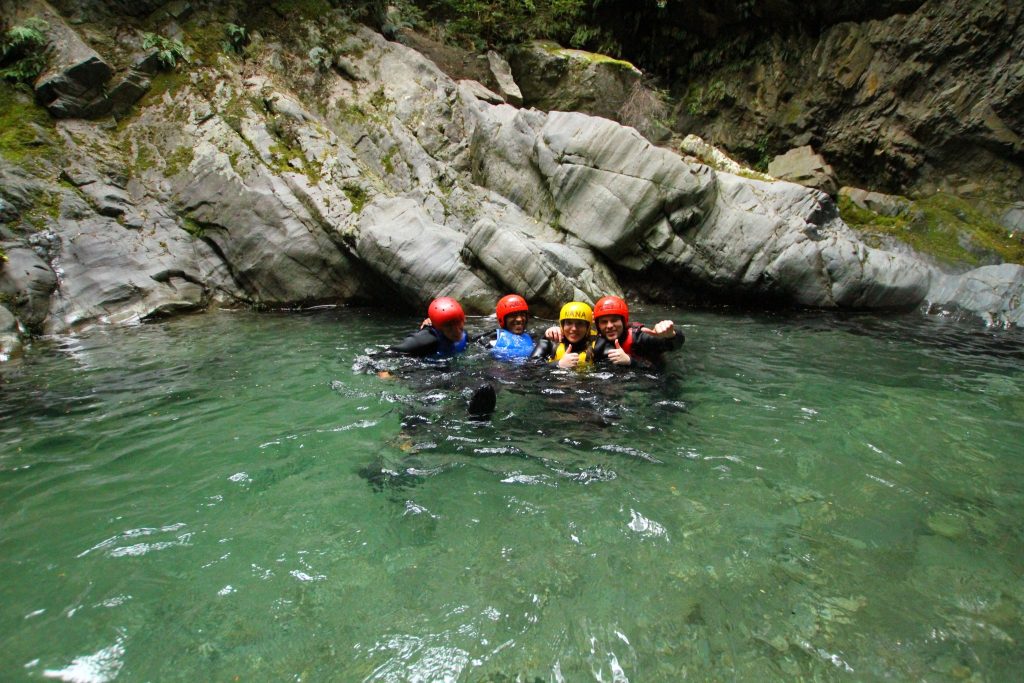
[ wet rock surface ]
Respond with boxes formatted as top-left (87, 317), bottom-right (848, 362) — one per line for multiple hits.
top-left (0, 5), bottom-right (1021, 351)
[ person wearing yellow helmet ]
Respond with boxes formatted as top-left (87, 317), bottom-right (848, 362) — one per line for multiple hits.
top-left (530, 301), bottom-right (597, 369)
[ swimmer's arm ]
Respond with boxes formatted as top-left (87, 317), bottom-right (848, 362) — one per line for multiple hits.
top-left (530, 338), bottom-right (555, 361)
top-left (389, 328), bottom-right (439, 356)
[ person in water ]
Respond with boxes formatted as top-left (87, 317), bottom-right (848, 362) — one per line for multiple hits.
top-left (591, 295), bottom-right (682, 368)
top-left (389, 296), bottom-right (469, 358)
top-left (387, 296), bottom-right (496, 416)
top-left (475, 293), bottom-right (541, 362)
top-left (531, 301), bottom-right (597, 370)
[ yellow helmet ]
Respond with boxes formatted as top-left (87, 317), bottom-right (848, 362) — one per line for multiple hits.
top-left (559, 301), bottom-right (593, 323)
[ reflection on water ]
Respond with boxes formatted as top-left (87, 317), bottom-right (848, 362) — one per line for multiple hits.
top-left (1, 307), bottom-right (1022, 681)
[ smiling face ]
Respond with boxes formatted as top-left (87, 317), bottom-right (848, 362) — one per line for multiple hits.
top-left (503, 311), bottom-right (528, 335)
top-left (561, 318), bottom-right (589, 344)
top-left (438, 319), bottom-right (464, 342)
top-left (596, 314), bottom-right (624, 341)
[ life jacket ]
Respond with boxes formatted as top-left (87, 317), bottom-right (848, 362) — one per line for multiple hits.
top-left (428, 327), bottom-right (468, 359)
top-left (618, 322), bottom-right (645, 356)
top-left (491, 327), bottom-right (534, 361)
top-left (552, 339), bottom-right (594, 370)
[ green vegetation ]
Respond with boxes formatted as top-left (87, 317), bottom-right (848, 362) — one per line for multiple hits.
top-left (685, 79), bottom-right (725, 116)
top-left (753, 134), bottom-right (772, 172)
top-left (163, 145), bottom-right (195, 177)
top-left (0, 82), bottom-right (56, 165)
top-left (223, 23), bottom-right (248, 55)
top-left (181, 216), bottom-right (205, 238)
top-left (343, 184), bottom-right (368, 212)
top-left (275, 0), bottom-right (334, 17)
top-left (381, 145), bottom-right (398, 175)
top-left (839, 193), bottom-right (1024, 267)
top-left (142, 32), bottom-right (189, 69)
top-left (421, 0), bottom-right (605, 52)
top-left (308, 46), bottom-right (332, 71)
top-left (133, 144), bottom-right (157, 174)
top-left (0, 17), bottom-right (49, 84)
top-left (268, 134), bottom-right (322, 184)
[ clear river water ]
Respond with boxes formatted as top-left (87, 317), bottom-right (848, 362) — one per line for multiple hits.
top-left (1, 305), bottom-right (1022, 682)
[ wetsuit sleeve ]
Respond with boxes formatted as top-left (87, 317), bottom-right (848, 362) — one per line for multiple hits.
top-left (389, 328), bottom-right (440, 357)
top-left (530, 338), bottom-right (555, 361)
top-left (472, 330), bottom-right (497, 349)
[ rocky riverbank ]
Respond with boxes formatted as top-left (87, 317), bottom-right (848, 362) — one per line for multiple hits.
top-left (1, 1), bottom-right (1022, 361)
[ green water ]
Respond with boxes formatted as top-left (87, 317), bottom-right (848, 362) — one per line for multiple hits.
top-left (1, 307), bottom-right (1022, 682)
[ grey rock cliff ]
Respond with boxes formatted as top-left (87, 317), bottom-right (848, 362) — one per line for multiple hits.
top-left (0, 9), bottom-right (1019, 353)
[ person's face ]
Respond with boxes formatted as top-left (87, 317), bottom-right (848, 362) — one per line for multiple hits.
top-left (438, 319), bottom-right (464, 342)
top-left (596, 315), bottom-right (624, 341)
top-left (503, 311), bottom-right (527, 335)
top-left (561, 318), bottom-right (589, 344)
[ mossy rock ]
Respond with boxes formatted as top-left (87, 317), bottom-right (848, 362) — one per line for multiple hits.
top-left (0, 83), bottom-right (58, 167)
top-left (839, 193), bottom-right (1024, 268)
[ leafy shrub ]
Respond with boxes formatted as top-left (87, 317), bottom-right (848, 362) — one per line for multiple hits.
top-left (307, 46), bottom-right (332, 70)
top-left (142, 32), bottom-right (188, 69)
top-left (222, 23), bottom-right (249, 54)
top-left (422, 0), bottom-right (593, 51)
top-left (0, 18), bottom-right (49, 84)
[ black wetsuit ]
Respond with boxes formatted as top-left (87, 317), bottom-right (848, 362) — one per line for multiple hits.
top-left (592, 323), bottom-right (683, 369)
top-left (389, 327), bottom-right (467, 358)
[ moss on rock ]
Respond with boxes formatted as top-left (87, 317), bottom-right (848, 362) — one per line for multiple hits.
top-left (840, 193), bottom-right (1024, 267)
top-left (0, 83), bottom-right (57, 166)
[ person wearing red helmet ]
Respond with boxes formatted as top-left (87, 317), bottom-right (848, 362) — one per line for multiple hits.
top-left (390, 296), bottom-right (469, 358)
top-left (591, 295), bottom-right (682, 368)
top-left (478, 293), bottom-right (539, 362)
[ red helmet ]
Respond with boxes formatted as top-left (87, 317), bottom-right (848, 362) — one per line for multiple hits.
top-left (593, 295), bottom-right (629, 325)
top-left (495, 294), bottom-right (529, 328)
top-left (427, 297), bottom-right (465, 326)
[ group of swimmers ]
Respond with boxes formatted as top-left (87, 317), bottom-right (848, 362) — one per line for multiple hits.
top-left (389, 294), bottom-right (682, 370)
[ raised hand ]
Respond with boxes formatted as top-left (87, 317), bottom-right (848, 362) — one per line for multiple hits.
top-left (607, 339), bottom-right (631, 365)
top-left (558, 352), bottom-right (580, 368)
top-left (643, 320), bottom-right (675, 337)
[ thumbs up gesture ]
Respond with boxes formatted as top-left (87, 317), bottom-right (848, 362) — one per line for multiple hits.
top-left (607, 339), bottom-right (631, 365)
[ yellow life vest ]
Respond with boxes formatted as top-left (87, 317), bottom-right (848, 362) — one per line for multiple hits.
top-left (553, 340), bottom-right (594, 370)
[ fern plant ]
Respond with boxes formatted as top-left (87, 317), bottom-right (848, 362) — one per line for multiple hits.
top-left (222, 23), bottom-right (248, 54)
top-left (142, 32), bottom-right (188, 69)
top-left (0, 18), bottom-right (49, 83)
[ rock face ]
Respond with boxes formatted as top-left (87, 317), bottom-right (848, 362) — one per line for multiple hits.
top-left (768, 146), bottom-right (839, 196)
top-left (925, 265), bottom-right (1024, 328)
top-left (2, 0), bottom-right (159, 119)
top-left (0, 304), bottom-right (23, 361)
top-left (678, 0), bottom-right (1024, 201)
top-left (486, 51), bottom-right (522, 106)
top-left (507, 41), bottom-right (642, 122)
top-left (0, 5), bottom-right (1019, 351)
top-left (839, 187), bottom-right (911, 217)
